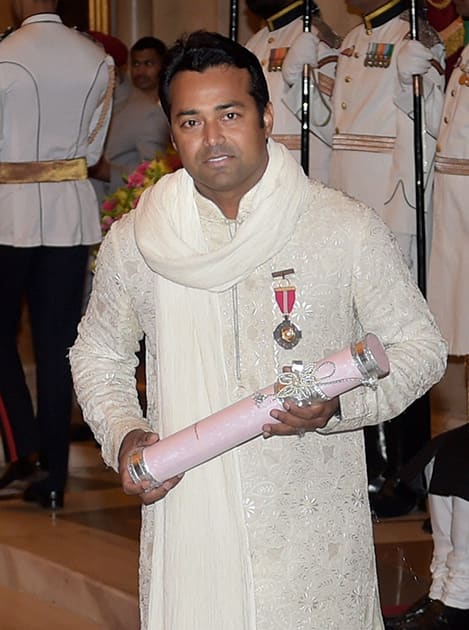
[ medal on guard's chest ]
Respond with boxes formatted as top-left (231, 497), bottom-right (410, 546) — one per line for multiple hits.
top-left (459, 59), bottom-right (469, 86)
top-left (272, 268), bottom-right (302, 350)
top-left (268, 47), bottom-right (289, 72)
top-left (364, 42), bottom-right (394, 68)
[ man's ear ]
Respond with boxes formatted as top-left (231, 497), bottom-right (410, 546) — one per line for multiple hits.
top-left (263, 101), bottom-right (274, 137)
top-left (170, 134), bottom-right (177, 151)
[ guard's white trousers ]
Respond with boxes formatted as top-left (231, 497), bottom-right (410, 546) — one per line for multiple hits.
top-left (425, 460), bottom-right (469, 609)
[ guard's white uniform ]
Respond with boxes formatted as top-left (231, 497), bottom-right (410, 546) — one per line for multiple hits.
top-left (0, 13), bottom-right (114, 246)
top-left (0, 13), bottom-right (114, 494)
top-left (429, 45), bottom-right (469, 355)
top-left (246, 14), bottom-right (338, 182)
top-left (328, 12), bottom-right (445, 275)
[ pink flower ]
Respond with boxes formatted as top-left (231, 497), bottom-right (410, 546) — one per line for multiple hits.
top-left (102, 198), bottom-right (117, 211)
top-left (137, 161), bottom-right (150, 174)
top-left (127, 171), bottom-right (145, 187)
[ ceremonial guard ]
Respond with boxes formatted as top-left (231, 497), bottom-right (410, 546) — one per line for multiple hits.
top-left (0, 0), bottom-right (114, 508)
top-left (429, 0), bottom-right (469, 360)
top-left (327, 0), bottom-right (445, 276)
top-left (246, 0), bottom-right (340, 181)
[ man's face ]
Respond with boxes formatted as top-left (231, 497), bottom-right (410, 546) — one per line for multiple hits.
top-left (454, 0), bottom-right (469, 19)
top-left (346, 0), bottom-right (383, 14)
top-left (130, 48), bottom-right (162, 94)
top-left (169, 65), bottom-right (273, 213)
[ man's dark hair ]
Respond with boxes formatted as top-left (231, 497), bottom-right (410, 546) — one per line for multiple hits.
top-left (159, 31), bottom-right (270, 127)
top-left (131, 36), bottom-right (167, 59)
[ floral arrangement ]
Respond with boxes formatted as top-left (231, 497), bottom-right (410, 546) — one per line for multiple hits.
top-left (100, 148), bottom-right (181, 237)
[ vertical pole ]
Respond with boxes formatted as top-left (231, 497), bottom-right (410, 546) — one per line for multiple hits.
top-left (301, 0), bottom-right (311, 175)
top-left (410, 0), bottom-right (426, 295)
top-left (408, 0), bottom-right (431, 465)
top-left (230, 0), bottom-right (239, 41)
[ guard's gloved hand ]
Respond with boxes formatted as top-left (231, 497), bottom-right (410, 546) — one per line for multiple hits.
top-left (397, 39), bottom-right (432, 85)
top-left (282, 31), bottom-right (320, 86)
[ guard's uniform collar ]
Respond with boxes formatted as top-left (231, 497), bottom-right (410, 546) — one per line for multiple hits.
top-left (362, 0), bottom-right (407, 34)
top-left (266, 1), bottom-right (319, 32)
top-left (22, 13), bottom-right (62, 27)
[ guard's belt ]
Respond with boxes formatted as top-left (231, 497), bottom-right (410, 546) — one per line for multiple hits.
top-left (435, 155), bottom-right (469, 176)
top-left (0, 157), bottom-right (87, 184)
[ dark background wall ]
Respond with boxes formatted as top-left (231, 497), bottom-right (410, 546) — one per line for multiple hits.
top-left (57, 0), bottom-right (89, 30)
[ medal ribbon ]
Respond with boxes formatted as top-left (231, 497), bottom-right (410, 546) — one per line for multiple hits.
top-left (275, 286), bottom-right (296, 317)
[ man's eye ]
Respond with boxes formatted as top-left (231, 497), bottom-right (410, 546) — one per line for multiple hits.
top-left (225, 112), bottom-right (239, 120)
top-left (181, 120), bottom-right (198, 128)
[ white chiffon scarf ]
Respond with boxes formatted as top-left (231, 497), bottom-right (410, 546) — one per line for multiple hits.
top-left (134, 140), bottom-right (311, 629)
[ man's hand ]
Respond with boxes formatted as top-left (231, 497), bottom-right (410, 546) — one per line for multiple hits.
top-left (118, 428), bottom-right (183, 505)
top-left (263, 397), bottom-right (339, 438)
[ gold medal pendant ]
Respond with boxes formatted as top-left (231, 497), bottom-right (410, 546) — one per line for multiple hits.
top-left (272, 268), bottom-right (302, 350)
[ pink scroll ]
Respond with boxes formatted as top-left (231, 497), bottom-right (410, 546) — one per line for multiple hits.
top-left (128, 333), bottom-right (390, 487)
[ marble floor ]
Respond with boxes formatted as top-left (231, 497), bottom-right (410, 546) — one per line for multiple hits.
top-left (0, 318), bottom-right (466, 628)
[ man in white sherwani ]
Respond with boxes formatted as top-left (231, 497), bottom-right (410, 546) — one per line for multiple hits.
top-left (70, 31), bottom-right (447, 630)
top-left (0, 0), bottom-right (114, 508)
top-left (245, 0), bottom-right (340, 182)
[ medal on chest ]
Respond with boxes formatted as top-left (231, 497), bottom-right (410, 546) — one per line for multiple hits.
top-left (268, 47), bottom-right (289, 72)
top-left (272, 268), bottom-right (302, 350)
top-left (364, 42), bottom-right (394, 68)
top-left (459, 58), bottom-right (469, 86)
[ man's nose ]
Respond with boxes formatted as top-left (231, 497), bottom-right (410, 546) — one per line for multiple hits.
top-left (204, 120), bottom-right (225, 146)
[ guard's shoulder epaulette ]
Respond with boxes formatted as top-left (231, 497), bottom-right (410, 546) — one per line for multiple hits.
top-left (0, 26), bottom-right (14, 43)
top-left (400, 11), bottom-right (443, 49)
top-left (311, 15), bottom-right (342, 50)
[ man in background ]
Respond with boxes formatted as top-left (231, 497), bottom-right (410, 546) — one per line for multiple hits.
top-left (89, 30), bottom-right (130, 108)
top-left (0, 0), bottom-right (114, 508)
top-left (90, 35), bottom-right (170, 203)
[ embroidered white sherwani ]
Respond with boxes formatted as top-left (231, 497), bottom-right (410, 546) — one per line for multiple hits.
top-left (71, 146), bottom-right (446, 630)
top-left (429, 44), bottom-right (469, 355)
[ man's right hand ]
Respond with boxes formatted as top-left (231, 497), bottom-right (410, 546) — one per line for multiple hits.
top-left (118, 428), bottom-right (184, 505)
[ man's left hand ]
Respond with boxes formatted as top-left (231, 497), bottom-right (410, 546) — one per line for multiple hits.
top-left (263, 397), bottom-right (339, 437)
